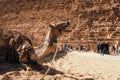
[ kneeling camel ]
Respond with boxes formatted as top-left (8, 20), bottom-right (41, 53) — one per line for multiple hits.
top-left (17, 21), bottom-right (70, 66)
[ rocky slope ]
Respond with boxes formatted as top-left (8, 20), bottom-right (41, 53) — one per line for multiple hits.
top-left (0, 0), bottom-right (120, 61)
top-left (0, 0), bottom-right (120, 45)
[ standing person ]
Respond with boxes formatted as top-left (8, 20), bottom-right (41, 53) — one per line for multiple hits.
top-left (75, 44), bottom-right (79, 50)
top-left (100, 42), bottom-right (105, 56)
top-left (96, 42), bottom-right (101, 53)
top-left (70, 45), bottom-right (73, 50)
top-left (104, 42), bottom-right (110, 55)
top-left (111, 46), bottom-right (116, 54)
top-left (68, 45), bottom-right (73, 51)
top-left (118, 44), bottom-right (120, 54)
top-left (63, 42), bottom-right (67, 51)
top-left (79, 45), bottom-right (83, 51)
top-left (87, 45), bottom-right (90, 51)
top-left (67, 45), bottom-right (70, 50)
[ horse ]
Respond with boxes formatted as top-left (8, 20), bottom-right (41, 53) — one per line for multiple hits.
top-left (16, 21), bottom-right (70, 66)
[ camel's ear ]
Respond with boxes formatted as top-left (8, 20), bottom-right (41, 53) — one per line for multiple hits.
top-left (49, 24), bottom-right (55, 29)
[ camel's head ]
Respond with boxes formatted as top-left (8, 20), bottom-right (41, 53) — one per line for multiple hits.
top-left (16, 41), bottom-right (33, 63)
top-left (12, 34), bottom-right (33, 63)
top-left (49, 21), bottom-right (70, 45)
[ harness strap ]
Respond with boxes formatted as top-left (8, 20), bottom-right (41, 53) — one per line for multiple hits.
top-left (40, 44), bottom-right (59, 80)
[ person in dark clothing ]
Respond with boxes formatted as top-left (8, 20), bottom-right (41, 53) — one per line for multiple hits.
top-left (96, 43), bottom-right (101, 53)
top-left (67, 45), bottom-right (73, 51)
top-left (104, 43), bottom-right (109, 55)
top-left (102, 42), bottom-right (110, 55)
top-left (79, 45), bottom-right (83, 51)
top-left (100, 43), bottom-right (104, 56)
top-left (68, 45), bottom-right (71, 50)
top-left (70, 45), bottom-right (73, 50)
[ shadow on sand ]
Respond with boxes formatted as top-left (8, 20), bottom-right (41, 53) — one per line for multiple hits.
top-left (0, 51), bottom-right (67, 76)
top-left (29, 51), bottom-right (67, 75)
top-left (0, 63), bottom-right (64, 76)
top-left (39, 51), bottom-right (67, 63)
top-left (0, 63), bottom-right (22, 75)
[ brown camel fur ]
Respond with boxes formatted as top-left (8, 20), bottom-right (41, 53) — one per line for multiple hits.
top-left (16, 21), bottom-right (70, 65)
top-left (6, 33), bottom-right (32, 63)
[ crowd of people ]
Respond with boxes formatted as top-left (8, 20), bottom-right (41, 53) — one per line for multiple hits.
top-left (62, 43), bottom-right (91, 52)
top-left (96, 42), bottom-right (120, 55)
top-left (96, 42), bottom-right (110, 55)
top-left (61, 42), bottom-right (120, 55)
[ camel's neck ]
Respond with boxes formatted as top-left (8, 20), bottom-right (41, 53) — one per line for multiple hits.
top-left (34, 29), bottom-right (53, 59)
top-left (43, 29), bottom-right (51, 46)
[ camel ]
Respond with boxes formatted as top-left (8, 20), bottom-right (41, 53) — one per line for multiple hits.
top-left (16, 21), bottom-right (70, 65)
top-left (6, 33), bottom-right (33, 63)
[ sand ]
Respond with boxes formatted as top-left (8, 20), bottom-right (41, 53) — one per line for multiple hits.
top-left (0, 51), bottom-right (120, 80)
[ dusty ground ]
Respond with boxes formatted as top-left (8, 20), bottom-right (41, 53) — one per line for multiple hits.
top-left (0, 51), bottom-right (120, 80)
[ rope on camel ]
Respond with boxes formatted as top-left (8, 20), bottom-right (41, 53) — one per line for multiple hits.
top-left (40, 44), bottom-right (59, 80)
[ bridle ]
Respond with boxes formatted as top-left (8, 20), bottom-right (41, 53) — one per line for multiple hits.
top-left (42, 28), bottom-right (61, 46)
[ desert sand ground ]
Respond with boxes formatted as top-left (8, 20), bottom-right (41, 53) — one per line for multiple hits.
top-left (0, 51), bottom-right (120, 80)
